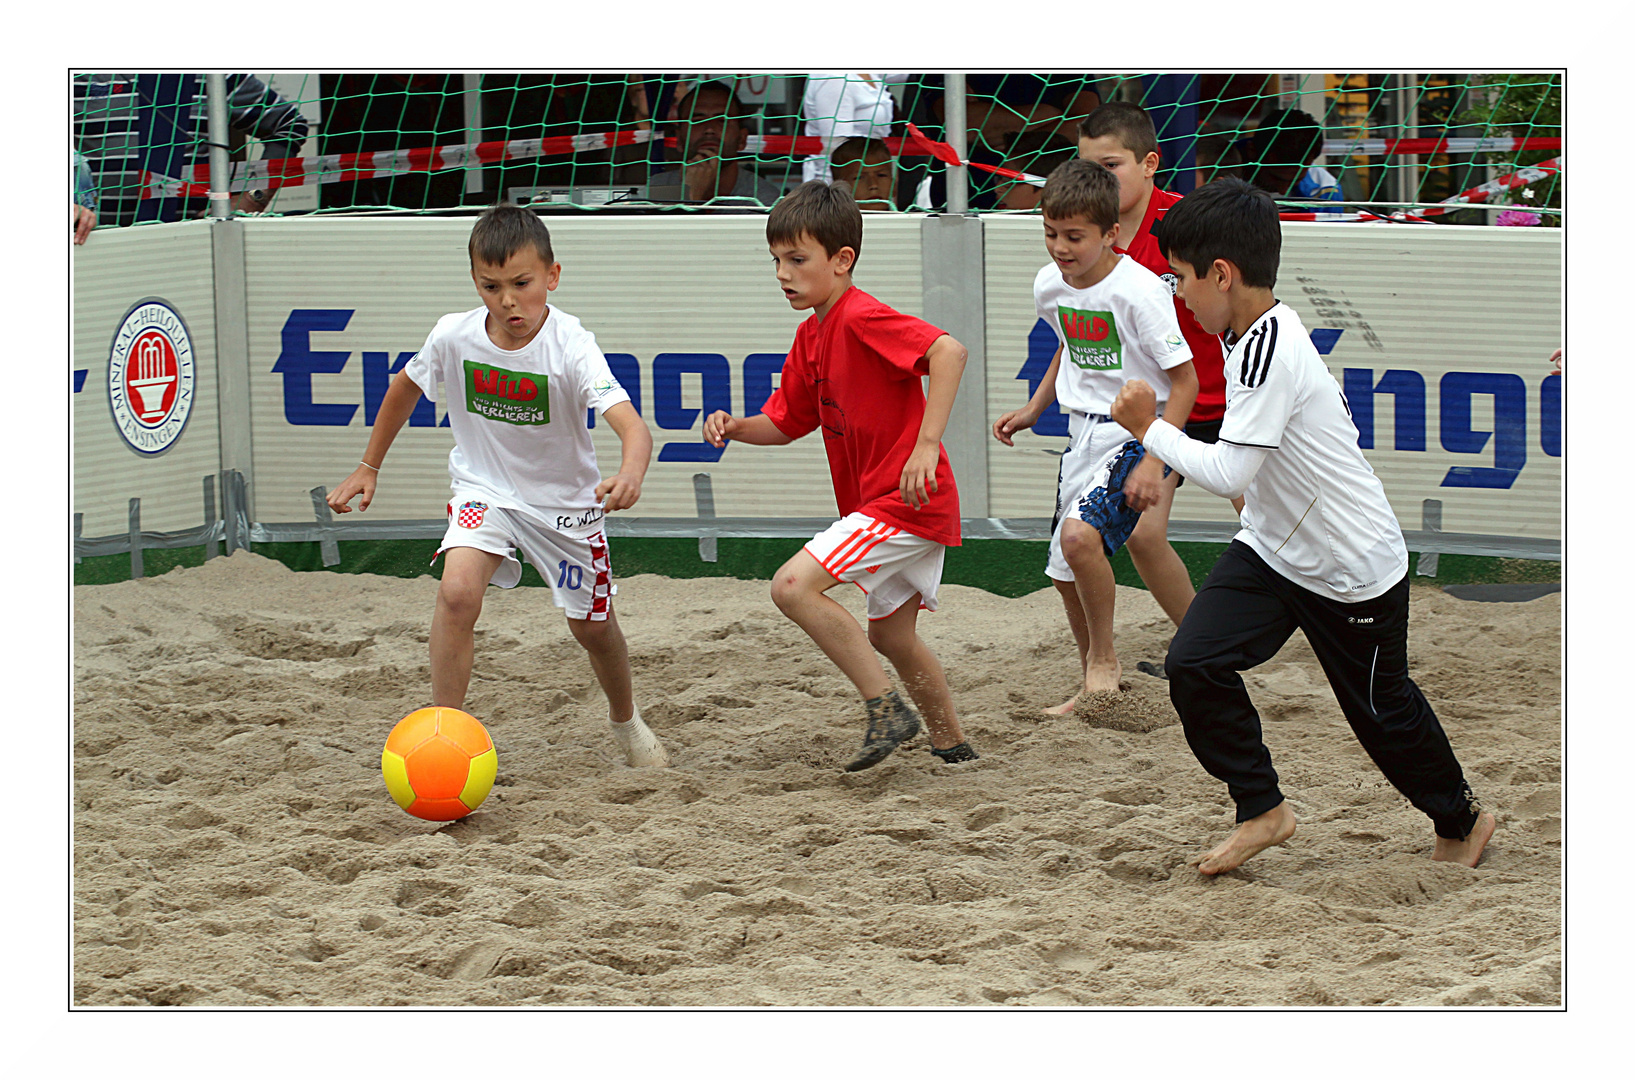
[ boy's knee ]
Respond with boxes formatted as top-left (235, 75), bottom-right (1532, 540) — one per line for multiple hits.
top-left (568, 613), bottom-right (620, 651)
top-left (770, 572), bottom-right (810, 613)
top-left (867, 621), bottom-right (910, 660)
top-left (436, 580), bottom-right (485, 623)
top-left (1060, 524), bottom-right (1106, 566)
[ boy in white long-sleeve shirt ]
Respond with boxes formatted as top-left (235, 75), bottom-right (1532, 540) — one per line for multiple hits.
top-left (1110, 178), bottom-right (1494, 875)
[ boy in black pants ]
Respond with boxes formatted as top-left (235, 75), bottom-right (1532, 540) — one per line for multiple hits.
top-left (1110, 179), bottom-right (1495, 875)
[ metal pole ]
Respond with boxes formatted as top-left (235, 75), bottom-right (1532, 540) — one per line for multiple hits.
top-left (945, 73), bottom-right (967, 214)
top-left (463, 74), bottom-right (484, 197)
top-left (1400, 74), bottom-right (1420, 205)
top-left (205, 74), bottom-right (233, 220)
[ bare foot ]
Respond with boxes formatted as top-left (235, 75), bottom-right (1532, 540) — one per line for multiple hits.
top-left (1042, 695), bottom-right (1078, 716)
top-left (1082, 658), bottom-right (1122, 695)
top-left (1194, 802), bottom-right (1297, 875)
top-left (1431, 811), bottom-right (1496, 868)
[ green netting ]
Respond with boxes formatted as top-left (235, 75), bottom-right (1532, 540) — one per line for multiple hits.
top-left (71, 72), bottom-right (1561, 230)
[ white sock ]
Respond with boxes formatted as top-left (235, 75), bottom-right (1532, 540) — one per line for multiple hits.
top-left (609, 704), bottom-right (670, 768)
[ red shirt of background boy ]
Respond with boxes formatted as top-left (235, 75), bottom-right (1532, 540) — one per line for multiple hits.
top-left (760, 286), bottom-right (962, 547)
top-left (1119, 187), bottom-right (1227, 424)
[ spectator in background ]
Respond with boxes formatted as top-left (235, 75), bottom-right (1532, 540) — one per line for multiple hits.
top-left (1242, 108), bottom-right (1341, 204)
top-left (134, 73), bottom-right (310, 222)
top-left (647, 79), bottom-right (783, 205)
top-left (992, 129), bottom-right (1079, 210)
top-left (829, 137), bottom-right (896, 211)
top-left (73, 149), bottom-right (98, 244)
top-left (801, 73), bottom-right (905, 184)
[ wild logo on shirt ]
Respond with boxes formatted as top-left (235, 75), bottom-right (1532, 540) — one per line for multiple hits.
top-left (1057, 306), bottom-right (1122, 370)
top-left (463, 359), bottom-right (550, 425)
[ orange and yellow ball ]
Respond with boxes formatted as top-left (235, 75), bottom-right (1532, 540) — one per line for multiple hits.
top-left (381, 707), bottom-right (497, 821)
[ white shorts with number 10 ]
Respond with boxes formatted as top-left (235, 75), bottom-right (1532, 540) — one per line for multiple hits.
top-left (804, 513), bottom-right (945, 621)
top-left (435, 493), bottom-right (615, 620)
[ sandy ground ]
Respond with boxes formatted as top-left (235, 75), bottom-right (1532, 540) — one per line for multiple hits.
top-left (72, 552), bottom-right (1561, 1007)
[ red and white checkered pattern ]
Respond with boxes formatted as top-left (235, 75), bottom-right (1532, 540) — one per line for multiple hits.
top-left (454, 500), bottom-right (487, 530)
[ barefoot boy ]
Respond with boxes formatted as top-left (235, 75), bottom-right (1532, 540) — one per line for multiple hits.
top-left (327, 203), bottom-right (669, 769)
top-left (703, 180), bottom-right (977, 771)
top-left (1078, 102), bottom-right (1243, 612)
top-left (1111, 178), bottom-right (1494, 873)
top-left (992, 158), bottom-right (1198, 713)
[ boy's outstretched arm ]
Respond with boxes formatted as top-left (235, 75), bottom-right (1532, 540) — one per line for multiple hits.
top-left (703, 410), bottom-right (795, 448)
top-left (903, 334), bottom-right (968, 510)
top-left (327, 370), bottom-right (424, 513)
top-left (993, 343), bottom-right (1062, 446)
top-left (596, 401), bottom-right (652, 511)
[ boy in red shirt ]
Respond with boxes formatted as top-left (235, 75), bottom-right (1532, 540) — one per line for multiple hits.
top-left (703, 181), bottom-right (977, 771)
top-left (1074, 102), bottom-right (1240, 626)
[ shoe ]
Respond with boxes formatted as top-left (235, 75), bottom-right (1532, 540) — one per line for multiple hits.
top-left (1136, 660), bottom-right (1168, 680)
top-left (843, 690), bottom-right (921, 772)
top-left (930, 742), bottom-right (979, 763)
top-left (610, 706), bottom-right (670, 767)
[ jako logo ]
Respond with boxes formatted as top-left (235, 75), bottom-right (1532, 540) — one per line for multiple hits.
top-left (107, 298), bottom-right (195, 456)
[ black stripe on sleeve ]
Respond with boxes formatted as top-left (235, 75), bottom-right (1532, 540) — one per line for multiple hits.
top-left (1246, 316), bottom-right (1278, 388)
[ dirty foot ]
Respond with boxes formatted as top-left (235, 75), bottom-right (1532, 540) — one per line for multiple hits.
top-left (1431, 811), bottom-right (1496, 868)
top-left (1195, 801), bottom-right (1297, 875)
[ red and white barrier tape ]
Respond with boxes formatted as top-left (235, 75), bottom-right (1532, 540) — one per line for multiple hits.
top-left (140, 118), bottom-right (1561, 211)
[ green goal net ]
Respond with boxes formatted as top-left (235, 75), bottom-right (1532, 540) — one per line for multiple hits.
top-left (71, 72), bottom-right (1561, 230)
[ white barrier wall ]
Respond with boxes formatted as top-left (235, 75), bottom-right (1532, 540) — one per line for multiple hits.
top-left (73, 222), bottom-right (222, 536)
top-left (984, 216), bottom-right (1562, 541)
top-left (72, 214), bottom-right (1561, 553)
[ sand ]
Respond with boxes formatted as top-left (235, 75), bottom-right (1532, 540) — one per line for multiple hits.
top-left (72, 551), bottom-right (1561, 1007)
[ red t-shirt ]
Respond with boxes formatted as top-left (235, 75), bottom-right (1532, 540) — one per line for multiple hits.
top-left (1118, 187), bottom-right (1227, 423)
top-left (760, 286), bottom-right (962, 546)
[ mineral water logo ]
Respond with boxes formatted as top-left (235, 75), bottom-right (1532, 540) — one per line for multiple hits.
top-left (107, 299), bottom-right (195, 456)
top-left (1058, 306), bottom-right (1122, 370)
top-left (462, 359), bottom-right (550, 425)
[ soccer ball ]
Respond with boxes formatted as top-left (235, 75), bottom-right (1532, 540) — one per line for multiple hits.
top-left (381, 707), bottom-right (498, 821)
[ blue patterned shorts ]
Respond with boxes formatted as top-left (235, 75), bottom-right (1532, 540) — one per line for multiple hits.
top-left (1074, 440), bottom-right (1171, 557)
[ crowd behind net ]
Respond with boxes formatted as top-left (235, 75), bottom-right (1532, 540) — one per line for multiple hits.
top-left (72, 73), bottom-right (1561, 229)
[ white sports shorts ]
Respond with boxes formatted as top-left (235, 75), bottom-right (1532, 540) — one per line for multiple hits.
top-left (1048, 409), bottom-right (1143, 581)
top-left (804, 512), bottom-right (945, 621)
top-left (434, 494), bottom-right (615, 620)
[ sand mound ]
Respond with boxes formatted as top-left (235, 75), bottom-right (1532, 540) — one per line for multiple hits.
top-left (73, 552), bottom-right (1560, 1006)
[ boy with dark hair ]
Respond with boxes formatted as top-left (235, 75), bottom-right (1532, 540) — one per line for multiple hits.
top-left (829, 136), bottom-right (896, 211)
top-left (703, 181), bottom-right (978, 771)
top-left (327, 203), bottom-right (670, 769)
top-left (1111, 178), bottom-right (1495, 873)
top-left (993, 159), bottom-right (1198, 712)
top-left (1077, 101), bottom-right (1240, 625)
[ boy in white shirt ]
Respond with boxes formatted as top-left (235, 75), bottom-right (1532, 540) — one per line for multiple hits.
top-left (992, 158), bottom-right (1198, 711)
top-left (326, 204), bottom-right (669, 768)
top-left (1111, 178), bottom-right (1494, 873)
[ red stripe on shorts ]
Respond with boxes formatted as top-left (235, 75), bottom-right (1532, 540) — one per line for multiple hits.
top-left (827, 520), bottom-right (899, 577)
top-left (590, 532), bottom-right (610, 615)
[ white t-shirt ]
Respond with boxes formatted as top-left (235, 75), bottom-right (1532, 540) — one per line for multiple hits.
top-left (1144, 302), bottom-right (1407, 602)
top-left (1034, 255), bottom-right (1193, 416)
top-left (801, 73), bottom-right (904, 184)
top-left (403, 306), bottom-right (631, 538)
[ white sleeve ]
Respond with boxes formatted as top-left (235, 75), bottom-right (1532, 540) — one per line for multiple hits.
top-left (573, 335), bottom-right (633, 416)
top-left (1218, 319), bottom-right (1296, 449)
top-left (401, 322), bottom-right (443, 403)
top-left (1143, 419), bottom-right (1270, 500)
top-left (1130, 285), bottom-right (1192, 372)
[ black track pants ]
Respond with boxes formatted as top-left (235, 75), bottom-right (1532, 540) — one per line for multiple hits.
top-left (1166, 541), bottom-right (1480, 840)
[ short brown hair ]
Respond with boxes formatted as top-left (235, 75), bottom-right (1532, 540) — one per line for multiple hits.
top-left (469, 203), bottom-right (554, 267)
top-left (1078, 101), bottom-right (1160, 162)
top-left (767, 180), bottom-right (863, 269)
top-left (1039, 158), bottom-right (1119, 231)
